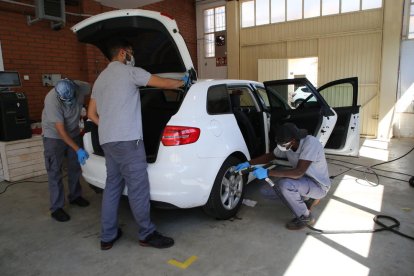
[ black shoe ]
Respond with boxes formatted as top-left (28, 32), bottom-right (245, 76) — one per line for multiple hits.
top-left (51, 208), bottom-right (70, 222)
top-left (101, 228), bottom-right (123, 250)
top-left (286, 214), bottom-right (315, 230)
top-left (139, 231), bottom-right (174, 249)
top-left (304, 198), bottom-right (320, 211)
top-left (70, 196), bottom-right (90, 207)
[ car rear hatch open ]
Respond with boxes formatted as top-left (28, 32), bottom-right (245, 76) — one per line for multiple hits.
top-left (71, 9), bottom-right (196, 78)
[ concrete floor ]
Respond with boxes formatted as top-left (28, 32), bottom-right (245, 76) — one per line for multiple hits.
top-left (0, 138), bottom-right (413, 276)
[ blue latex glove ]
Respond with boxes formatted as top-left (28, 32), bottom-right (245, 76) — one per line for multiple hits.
top-left (235, 161), bottom-right (250, 172)
top-left (253, 166), bottom-right (268, 180)
top-left (181, 74), bottom-right (191, 87)
top-left (76, 148), bottom-right (89, 165)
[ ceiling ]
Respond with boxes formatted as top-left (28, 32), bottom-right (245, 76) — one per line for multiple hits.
top-left (94, 0), bottom-right (163, 9)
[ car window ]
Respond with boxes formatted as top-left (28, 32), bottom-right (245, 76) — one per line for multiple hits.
top-left (228, 86), bottom-right (258, 111)
top-left (318, 82), bottom-right (354, 108)
top-left (256, 86), bottom-right (270, 109)
top-left (207, 84), bottom-right (232, 115)
top-left (266, 83), bottom-right (320, 109)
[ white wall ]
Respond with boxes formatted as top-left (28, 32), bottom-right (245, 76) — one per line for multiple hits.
top-left (393, 40), bottom-right (414, 137)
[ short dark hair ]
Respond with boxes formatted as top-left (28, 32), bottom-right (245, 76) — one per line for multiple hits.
top-left (106, 38), bottom-right (133, 59)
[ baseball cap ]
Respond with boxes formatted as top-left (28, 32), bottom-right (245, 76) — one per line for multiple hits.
top-left (275, 123), bottom-right (308, 145)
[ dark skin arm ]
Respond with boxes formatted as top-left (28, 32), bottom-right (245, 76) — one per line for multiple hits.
top-left (248, 139), bottom-right (312, 179)
top-left (267, 159), bottom-right (312, 179)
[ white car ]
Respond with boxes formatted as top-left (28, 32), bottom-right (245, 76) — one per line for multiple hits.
top-left (291, 86), bottom-right (314, 107)
top-left (72, 9), bottom-right (360, 219)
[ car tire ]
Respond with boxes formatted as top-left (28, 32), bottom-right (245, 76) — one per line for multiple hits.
top-left (203, 156), bottom-right (247, 220)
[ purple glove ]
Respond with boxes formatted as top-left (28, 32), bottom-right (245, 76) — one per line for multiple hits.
top-left (253, 166), bottom-right (268, 180)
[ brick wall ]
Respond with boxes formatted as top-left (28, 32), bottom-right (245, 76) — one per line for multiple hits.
top-left (0, 0), bottom-right (197, 121)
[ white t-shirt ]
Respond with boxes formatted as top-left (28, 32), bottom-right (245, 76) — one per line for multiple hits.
top-left (273, 135), bottom-right (331, 190)
top-left (91, 61), bottom-right (151, 145)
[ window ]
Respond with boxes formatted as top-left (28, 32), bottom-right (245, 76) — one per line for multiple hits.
top-left (207, 85), bottom-right (232, 115)
top-left (241, 0), bottom-right (382, 28)
top-left (287, 0), bottom-right (302, 21)
top-left (409, 0), bottom-right (414, 39)
top-left (242, 1), bottom-right (255, 27)
top-left (304, 0), bottom-right (321, 18)
top-left (362, 0), bottom-right (382, 10)
top-left (341, 0), bottom-right (360, 13)
top-left (271, 0), bottom-right (285, 23)
top-left (256, 0), bottom-right (270, 25)
top-left (322, 0), bottom-right (339, 15)
top-left (204, 6), bottom-right (226, 58)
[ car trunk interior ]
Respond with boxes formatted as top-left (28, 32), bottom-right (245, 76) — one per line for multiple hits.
top-left (75, 16), bottom-right (186, 75)
top-left (85, 88), bottom-right (184, 163)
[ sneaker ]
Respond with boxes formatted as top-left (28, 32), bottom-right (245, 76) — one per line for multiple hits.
top-left (69, 196), bottom-right (90, 207)
top-left (139, 231), bottom-right (174, 249)
top-left (101, 228), bottom-right (123, 250)
top-left (304, 198), bottom-right (320, 211)
top-left (51, 208), bottom-right (70, 222)
top-left (286, 214), bottom-right (315, 230)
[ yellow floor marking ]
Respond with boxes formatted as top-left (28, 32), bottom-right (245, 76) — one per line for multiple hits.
top-left (168, 255), bottom-right (198, 269)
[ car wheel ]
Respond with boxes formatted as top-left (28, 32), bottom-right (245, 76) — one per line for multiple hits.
top-left (203, 156), bottom-right (246, 219)
top-left (294, 99), bottom-right (304, 108)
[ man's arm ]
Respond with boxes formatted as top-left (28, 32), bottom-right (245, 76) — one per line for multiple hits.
top-left (87, 98), bottom-right (99, 125)
top-left (55, 122), bottom-right (80, 152)
top-left (147, 75), bottom-right (184, 89)
top-left (249, 152), bottom-right (276, 166)
top-left (268, 159), bottom-right (312, 179)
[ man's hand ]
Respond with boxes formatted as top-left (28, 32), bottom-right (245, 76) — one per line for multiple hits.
top-left (76, 148), bottom-right (89, 165)
top-left (181, 74), bottom-right (191, 88)
top-left (253, 166), bottom-right (268, 180)
top-left (235, 161), bottom-right (250, 172)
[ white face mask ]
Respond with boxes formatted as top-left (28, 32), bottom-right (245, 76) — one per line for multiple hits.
top-left (277, 141), bottom-right (292, 152)
top-left (126, 53), bottom-right (135, 67)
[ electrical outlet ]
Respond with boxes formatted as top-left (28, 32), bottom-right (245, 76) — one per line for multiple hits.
top-left (42, 74), bottom-right (61, 86)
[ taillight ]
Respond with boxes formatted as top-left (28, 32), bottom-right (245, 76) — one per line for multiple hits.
top-left (161, 126), bottom-right (200, 146)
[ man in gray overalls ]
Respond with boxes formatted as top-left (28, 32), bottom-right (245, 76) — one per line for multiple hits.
top-left (42, 79), bottom-right (91, 222)
top-left (236, 123), bottom-right (331, 230)
top-left (88, 39), bottom-right (185, 250)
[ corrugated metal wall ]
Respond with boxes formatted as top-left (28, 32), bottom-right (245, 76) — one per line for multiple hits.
top-left (241, 9), bottom-right (383, 136)
top-left (257, 59), bottom-right (288, 82)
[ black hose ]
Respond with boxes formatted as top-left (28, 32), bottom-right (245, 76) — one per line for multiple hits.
top-left (307, 215), bottom-right (414, 241)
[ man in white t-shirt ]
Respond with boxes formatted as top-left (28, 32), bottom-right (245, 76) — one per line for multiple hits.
top-left (235, 123), bottom-right (331, 230)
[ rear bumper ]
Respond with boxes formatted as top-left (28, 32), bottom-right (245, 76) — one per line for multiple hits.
top-left (81, 152), bottom-right (224, 209)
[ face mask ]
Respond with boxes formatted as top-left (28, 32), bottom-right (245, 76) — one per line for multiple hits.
top-left (125, 52), bottom-right (135, 67)
top-left (61, 98), bottom-right (75, 106)
top-left (277, 141), bottom-right (292, 152)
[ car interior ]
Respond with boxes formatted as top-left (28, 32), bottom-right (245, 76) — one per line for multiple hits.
top-left (228, 87), bottom-right (266, 158)
top-left (85, 88), bottom-right (184, 163)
